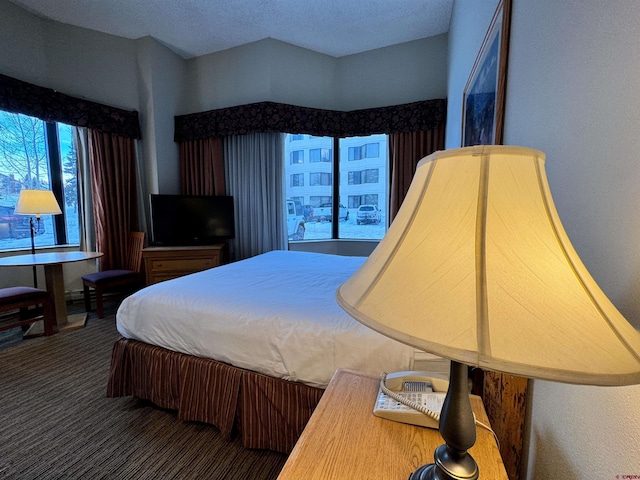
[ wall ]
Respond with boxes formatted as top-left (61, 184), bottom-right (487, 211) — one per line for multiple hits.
top-left (337, 34), bottom-right (448, 111)
top-left (182, 36), bottom-right (447, 114)
top-left (448, 1), bottom-right (640, 478)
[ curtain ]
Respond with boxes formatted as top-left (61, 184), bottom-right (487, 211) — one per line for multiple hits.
top-left (74, 127), bottom-right (96, 251)
top-left (88, 129), bottom-right (139, 270)
top-left (388, 127), bottom-right (446, 222)
top-left (179, 137), bottom-right (226, 195)
top-left (224, 133), bottom-right (285, 261)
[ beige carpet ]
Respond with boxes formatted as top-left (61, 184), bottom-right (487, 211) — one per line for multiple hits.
top-left (0, 306), bottom-right (287, 479)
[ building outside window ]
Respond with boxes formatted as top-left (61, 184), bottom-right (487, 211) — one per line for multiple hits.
top-left (0, 110), bottom-right (79, 252)
top-left (284, 133), bottom-right (387, 240)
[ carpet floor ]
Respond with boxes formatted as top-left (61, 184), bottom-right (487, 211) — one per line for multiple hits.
top-left (0, 304), bottom-right (288, 479)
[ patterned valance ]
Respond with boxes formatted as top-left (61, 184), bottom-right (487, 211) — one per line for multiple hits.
top-left (0, 74), bottom-right (141, 139)
top-left (174, 99), bottom-right (446, 142)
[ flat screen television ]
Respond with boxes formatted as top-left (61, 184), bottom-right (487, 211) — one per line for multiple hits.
top-left (149, 194), bottom-right (235, 246)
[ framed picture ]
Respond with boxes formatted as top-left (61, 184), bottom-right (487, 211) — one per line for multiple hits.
top-left (462, 0), bottom-right (512, 146)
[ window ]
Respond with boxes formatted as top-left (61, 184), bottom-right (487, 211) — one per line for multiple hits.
top-left (309, 148), bottom-right (332, 163)
top-left (310, 196), bottom-right (332, 206)
top-left (348, 142), bottom-right (380, 161)
top-left (348, 194), bottom-right (379, 208)
top-left (289, 134), bottom-right (304, 141)
top-left (348, 168), bottom-right (379, 185)
top-left (284, 133), bottom-right (387, 241)
top-left (310, 172), bottom-right (332, 186)
top-left (0, 110), bottom-right (79, 251)
top-left (290, 150), bottom-right (304, 164)
top-left (290, 173), bottom-right (304, 187)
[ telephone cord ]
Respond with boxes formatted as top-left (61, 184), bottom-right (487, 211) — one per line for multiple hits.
top-left (379, 373), bottom-right (500, 450)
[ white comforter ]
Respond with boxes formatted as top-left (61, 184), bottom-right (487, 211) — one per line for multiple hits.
top-left (117, 250), bottom-right (415, 388)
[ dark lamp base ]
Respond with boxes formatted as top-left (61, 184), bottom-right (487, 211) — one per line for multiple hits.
top-left (409, 361), bottom-right (479, 480)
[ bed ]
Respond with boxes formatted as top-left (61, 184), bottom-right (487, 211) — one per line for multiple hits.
top-left (107, 250), bottom-right (448, 452)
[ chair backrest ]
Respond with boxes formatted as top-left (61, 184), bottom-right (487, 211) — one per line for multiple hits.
top-left (125, 231), bottom-right (145, 272)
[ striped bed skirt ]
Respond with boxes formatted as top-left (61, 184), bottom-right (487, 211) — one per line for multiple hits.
top-left (106, 338), bottom-right (324, 453)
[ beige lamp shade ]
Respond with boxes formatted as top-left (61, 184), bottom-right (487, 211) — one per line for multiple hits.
top-left (14, 189), bottom-right (62, 216)
top-left (337, 145), bottom-right (640, 386)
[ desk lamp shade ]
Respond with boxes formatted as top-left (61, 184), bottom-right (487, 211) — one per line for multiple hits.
top-left (15, 189), bottom-right (62, 217)
top-left (336, 145), bottom-right (640, 479)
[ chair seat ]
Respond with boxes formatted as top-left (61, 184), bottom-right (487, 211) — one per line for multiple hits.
top-left (0, 286), bottom-right (55, 336)
top-left (0, 286), bottom-right (50, 307)
top-left (82, 269), bottom-right (139, 285)
top-left (83, 231), bottom-right (145, 319)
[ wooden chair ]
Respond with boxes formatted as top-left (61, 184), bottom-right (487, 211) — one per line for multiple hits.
top-left (82, 231), bottom-right (145, 319)
top-left (0, 286), bottom-right (55, 336)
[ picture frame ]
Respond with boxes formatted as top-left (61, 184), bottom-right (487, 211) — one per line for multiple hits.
top-left (461, 0), bottom-right (512, 147)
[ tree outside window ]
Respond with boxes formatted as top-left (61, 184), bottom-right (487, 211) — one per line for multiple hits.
top-left (0, 110), bottom-right (79, 251)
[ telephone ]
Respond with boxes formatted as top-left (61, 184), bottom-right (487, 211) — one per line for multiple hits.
top-left (373, 371), bottom-right (450, 429)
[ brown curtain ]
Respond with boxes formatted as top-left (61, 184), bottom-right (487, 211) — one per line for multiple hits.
top-left (179, 137), bottom-right (226, 195)
top-left (88, 129), bottom-right (139, 270)
top-left (388, 126), bottom-right (445, 222)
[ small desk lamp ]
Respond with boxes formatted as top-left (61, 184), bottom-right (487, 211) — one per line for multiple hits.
top-left (337, 145), bottom-right (640, 480)
top-left (14, 189), bottom-right (62, 287)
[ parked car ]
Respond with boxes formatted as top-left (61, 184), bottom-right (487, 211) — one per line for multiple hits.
top-left (311, 203), bottom-right (349, 222)
top-left (286, 200), bottom-right (305, 240)
top-left (356, 204), bottom-right (381, 225)
top-left (0, 205), bottom-right (33, 239)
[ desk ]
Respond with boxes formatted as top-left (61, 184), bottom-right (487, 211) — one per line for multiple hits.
top-left (0, 251), bottom-right (103, 336)
top-left (277, 369), bottom-right (508, 480)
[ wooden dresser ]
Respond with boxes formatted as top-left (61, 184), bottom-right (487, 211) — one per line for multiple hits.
top-left (142, 244), bottom-right (226, 285)
top-left (277, 369), bottom-right (508, 480)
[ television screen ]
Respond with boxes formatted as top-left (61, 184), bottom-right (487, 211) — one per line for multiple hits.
top-left (149, 194), bottom-right (235, 246)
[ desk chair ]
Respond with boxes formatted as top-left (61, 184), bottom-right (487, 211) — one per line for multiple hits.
top-left (0, 286), bottom-right (55, 336)
top-left (82, 231), bottom-right (145, 319)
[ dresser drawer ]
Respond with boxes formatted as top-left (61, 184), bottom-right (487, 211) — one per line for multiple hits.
top-left (142, 245), bottom-right (226, 285)
top-left (149, 257), bottom-right (217, 273)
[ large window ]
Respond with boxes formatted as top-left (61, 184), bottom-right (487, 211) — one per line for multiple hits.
top-left (284, 133), bottom-right (387, 240)
top-left (0, 110), bottom-right (79, 251)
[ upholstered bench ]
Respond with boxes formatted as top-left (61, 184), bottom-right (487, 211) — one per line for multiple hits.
top-left (0, 286), bottom-right (55, 336)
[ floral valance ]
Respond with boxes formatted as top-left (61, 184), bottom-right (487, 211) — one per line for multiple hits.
top-left (174, 99), bottom-right (446, 142)
top-left (0, 74), bottom-right (141, 139)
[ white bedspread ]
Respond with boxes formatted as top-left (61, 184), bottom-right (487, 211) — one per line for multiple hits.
top-left (117, 250), bottom-right (415, 388)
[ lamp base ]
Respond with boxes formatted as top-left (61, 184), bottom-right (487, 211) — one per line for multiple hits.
top-left (408, 445), bottom-right (479, 479)
top-left (409, 361), bottom-right (479, 480)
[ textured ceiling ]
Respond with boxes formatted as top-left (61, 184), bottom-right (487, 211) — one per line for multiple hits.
top-left (9, 0), bottom-right (453, 59)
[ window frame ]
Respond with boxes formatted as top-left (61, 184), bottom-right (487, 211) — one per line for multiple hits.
top-left (0, 109), bottom-right (78, 251)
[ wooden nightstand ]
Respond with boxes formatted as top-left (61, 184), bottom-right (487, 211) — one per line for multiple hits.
top-left (142, 244), bottom-right (226, 285)
top-left (278, 369), bottom-right (508, 480)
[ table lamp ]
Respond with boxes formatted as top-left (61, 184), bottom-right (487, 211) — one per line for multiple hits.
top-left (14, 189), bottom-right (62, 287)
top-left (336, 145), bottom-right (640, 480)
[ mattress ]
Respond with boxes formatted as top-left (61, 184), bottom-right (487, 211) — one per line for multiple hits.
top-left (117, 250), bottom-right (425, 388)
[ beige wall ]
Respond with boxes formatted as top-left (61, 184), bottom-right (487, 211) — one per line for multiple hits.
top-left (447, 1), bottom-right (640, 478)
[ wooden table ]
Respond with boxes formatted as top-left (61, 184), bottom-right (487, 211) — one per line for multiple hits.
top-left (278, 369), bottom-right (508, 480)
top-left (0, 251), bottom-right (103, 336)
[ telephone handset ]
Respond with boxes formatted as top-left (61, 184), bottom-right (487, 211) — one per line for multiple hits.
top-left (373, 371), bottom-right (449, 429)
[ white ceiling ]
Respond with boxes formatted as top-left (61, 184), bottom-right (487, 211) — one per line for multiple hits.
top-left (9, 0), bottom-right (453, 59)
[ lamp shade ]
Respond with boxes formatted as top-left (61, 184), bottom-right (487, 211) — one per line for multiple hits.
top-left (14, 189), bottom-right (62, 216)
top-left (337, 145), bottom-right (640, 386)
